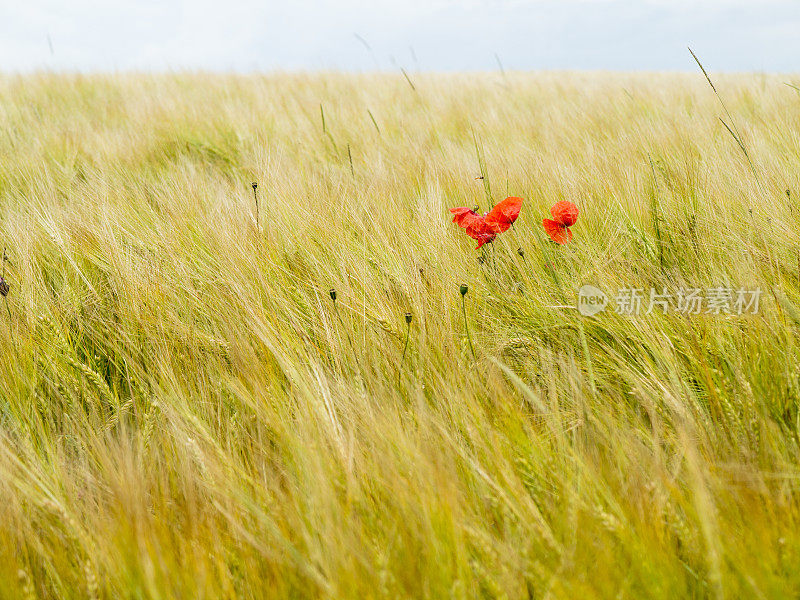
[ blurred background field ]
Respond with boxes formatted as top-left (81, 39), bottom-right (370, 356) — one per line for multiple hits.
top-left (1, 72), bottom-right (800, 598)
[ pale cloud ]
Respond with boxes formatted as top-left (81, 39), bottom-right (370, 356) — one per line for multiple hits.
top-left (1, 0), bottom-right (798, 72)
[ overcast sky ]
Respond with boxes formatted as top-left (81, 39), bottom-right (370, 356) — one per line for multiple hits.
top-left (2, 0), bottom-right (799, 72)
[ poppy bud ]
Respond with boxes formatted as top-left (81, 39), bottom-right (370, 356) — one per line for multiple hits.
top-left (0, 277), bottom-right (8, 297)
top-left (460, 284), bottom-right (468, 296)
top-left (405, 312), bottom-right (412, 324)
top-left (251, 182), bottom-right (258, 190)
top-left (329, 289), bottom-right (337, 302)
top-left (517, 248), bottom-right (525, 257)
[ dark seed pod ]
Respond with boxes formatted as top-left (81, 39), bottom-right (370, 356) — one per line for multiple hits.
top-left (517, 248), bottom-right (525, 257)
top-left (329, 289), bottom-right (337, 302)
top-left (251, 182), bottom-right (258, 190)
top-left (460, 284), bottom-right (468, 297)
top-left (0, 277), bottom-right (8, 297)
top-left (405, 312), bottom-right (412, 324)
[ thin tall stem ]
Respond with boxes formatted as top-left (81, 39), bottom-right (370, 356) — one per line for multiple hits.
top-left (398, 314), bottom-right (412, 386)
top-left (331, 292), bottom-right (361, 372)
top-left (2, 248), bottom-right (15, 353)
top-left (347, 144), bottom-right (355, 179)
top-left (689, 47), bottom-right (761, 185)
top-left (251, 182), bottom-right (259, 229)
top-left (461, 295), bottom-right (476, 361)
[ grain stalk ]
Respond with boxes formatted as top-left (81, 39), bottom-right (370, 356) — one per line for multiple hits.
top-left (648, 156), bottom-right (665, 273)
top-left (251, 181), bottom-right (259, 229)
top-left (329, 288), bottom-right (362, 373)
top-left (471, 129), bottom-right (492, 210)
top-left (398, 312), bottom-right (413, 386)
top-left (459, 284), bottom-right (476, 361)
top-left (688, 47), bottom-right (760, 185)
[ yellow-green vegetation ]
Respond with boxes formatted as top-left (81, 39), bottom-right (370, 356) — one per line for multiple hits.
top-left (2, 71), bottom-right (800, 599)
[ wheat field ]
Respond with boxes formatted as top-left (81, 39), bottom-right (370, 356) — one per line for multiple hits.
top-left (1, 71), bottom-right (800, 598)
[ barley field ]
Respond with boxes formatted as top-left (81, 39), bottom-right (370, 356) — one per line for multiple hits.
top-left (1, 71), bottom-right (800, 599)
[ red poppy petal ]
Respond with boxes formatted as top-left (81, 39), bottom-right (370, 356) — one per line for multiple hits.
top-left (498, 196), bottom-right (523, 221)
top-left (450, 207), bottom-right (483, 231)
top-left (483, 220), bottom-right (504, 234)
top-left (474, 232), bottom-right (496, 249)
top-left (550, 201), bottom-right (579, 227)
top-left (465, 219), bottom-right (482, 238)
top-left (483, 218), bottom-right (509, 233)
top-left (485, 196), bottom-right (523, 232)
top-left (450, 207), bottom-right (473, 225)
top-left (466, 217), bottom-right (491, 239)
top-left (543, 219), bottom-right (572, 244)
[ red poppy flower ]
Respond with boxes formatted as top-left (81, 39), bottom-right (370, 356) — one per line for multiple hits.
top-left (450, 197), bottom-right (523, 249)
top-left (449, 207), bottom-right (496, 249)
top-left (543, 201), bottom-right (579, 244)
